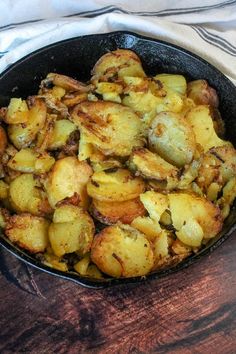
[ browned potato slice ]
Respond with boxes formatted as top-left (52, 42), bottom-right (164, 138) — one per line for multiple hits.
top-left (47, 119), bottom-right (77, 150)
top-left (197, 145), bottom-right (236, 193)
top-left (8, 98), bottom-right (47, 149)
top-left (0, 207), bottom-right (10, 228)
top-left (186, 105), bottom-right (228, 152)
top-left (42, 73), bottom-right (92, 92)
top-left (9, 173), bottom-right (51, 216)
top-left (87, 168), bottom-right (145, 202)
top-left (5, 214), bottom-right (49, 253)
top-left (49, 205), bottom-right (95, 257)
top-left (0, 126), bottom-right (7, 156)
top-left (43, 252), bottom-right (68, 272)
top-left (7, 148), bottom-right (55, 174)
top-left (140, 191), bottom-right (169, 222)
top-left (5, 98), bottom-right (29, 124)
top-left (148, 112), bottom-right (196, 167)
top-left (74, 254), bottom-right (103, 278)
top-left (171, 239), bottom-right (192, 255)
top-left (91, 49), bottom-right (146, 83)
top-left (168, 192), bottom-right (223, 241)
top-left (91, 224), bottom-right (154, 278)
top-left (71, 101), bottom-right (144, 157)
top-left (44, 157), bottom-right (92, 209)
top-left (131, 216), bottom-right (161, 241)
top-left (91, 197), bottom-right (146, 225)
top-left (128, 148), bottom-right (179, 185)
top-left (187, 80), bottom-right (219, 107)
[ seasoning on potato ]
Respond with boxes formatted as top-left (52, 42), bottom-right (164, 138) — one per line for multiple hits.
top-left (0, 49), bottom-right (236, 280)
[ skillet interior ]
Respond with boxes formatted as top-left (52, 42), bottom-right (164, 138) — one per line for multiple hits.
top-left (0, 31), bottom-right (236, 288)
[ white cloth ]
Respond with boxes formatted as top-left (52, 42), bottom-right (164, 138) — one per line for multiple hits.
top-left (0, 1), bottom-right (235, 84)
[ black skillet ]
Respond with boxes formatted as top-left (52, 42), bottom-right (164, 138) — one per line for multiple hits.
top-left (0, 31), bottom-right (236, 288)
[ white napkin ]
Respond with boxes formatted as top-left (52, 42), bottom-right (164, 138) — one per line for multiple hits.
top-left (0, 0), bottom-right (235, 84)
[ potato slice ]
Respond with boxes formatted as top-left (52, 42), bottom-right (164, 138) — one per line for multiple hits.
top-left (128, 148), bottom-right (179, 186)
top-left (5, 98), bottom-right (29, 124)
top-left (168, 192), bottom-right (223, 240)
top-left (131, 216), bottom-right (161, 241)
top-left (7, 148), bottom-right (55, 174)
top-left (148, 112), bottom-right (196, 167)
top-left (186, 105), bottom-right (228, 152)
top-left (0, 180), bottom-right (9, 199)
top-left (91, 224), bottom-right (154, 278)
top-left (154, 74), bottom-right (187, 96)
top-left (87, 168), bottom-right (145, 202)
top-left (5, 214), bottom-right (49, 253)
top-left (140, 191), bottom-right (169, 222)
top-left (9, 174), bottom-right (51, 216)
top-left (49, 205), bottom-right (95, 257)
top-left (48, 119), bottom-right (77, 150)
top-left (44, 157), bottom-right (92, 208)
top-left (8, 98), bottom-right (47, 149)
top-left (42, 73), bottom-right (92, 92)
top-left (91, 197), bottom-right (146, 225)
top-left (187, 80), bottom-right (219, 107)
top-left (91, 49), bottom-right (146, 83)
top-left (71, 100), bottom-right (144, 157)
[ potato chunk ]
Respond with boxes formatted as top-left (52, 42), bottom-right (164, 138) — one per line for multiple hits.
top-left (5, 98), bottom-right (29, 124)
top-left (87, 168), bottom-right (145, 202)
top-left (91, 197), bottom-right (146, 225)
top-left (71, 100), bottom-right (144, 157)
top-left (91, 49), bottom-right (146, 83)
top-left (5, 214), bottom-right (49, 253)
top-left (128, 147), bottom-right (179, 186)
top-left (154, 74), bottom-right (187, 96)
top-left (0, 126), bottom-right (7, 156)
top-left (186, 105), bottom-right (228, 152)
top-left (44, 157), bottom-right (92, 208)
top-left (91, 224), bottom-right (154, 278)
top-left (49, 205), bottom-right (95, 257)
top-left (148, 112), bottom-right (196, 167)
top-left (187, 80), bottom-right (219, 107)
top-left (8, 97), bottom-right (47, 149)
top-left (9, 174), bottom-right (51, 216)
top-left (168, 192), bottom-right (223, 241)
top-left (7, 148), bottom-right (55, 174)
top-left (48, 119), bottom-right (77, 150)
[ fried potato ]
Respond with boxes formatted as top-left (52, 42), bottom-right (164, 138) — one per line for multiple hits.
top-left (44, 157), bottom-right (92, 209)
top-left (0, 126), bottom-right (7, 156)
top-left (43, 252), bottom-right (69, 272)
top-left (148, 112), bottom-right (196, 167)
top-left (9, 173), bottom-right (51, 216)
top-left (0, 207), bottom-right (10, 228)
top-left (74, 254), bottom-right (103, 278)
top-left (131, 216), bottom-right (161, 241)
top-left (47, 119), bottom-right (77, 150)
top-left (7, 148), bottom-right (55, 174)
top-left (5, 98), bottom-right (29, 124)
top-left (91, 224), bottom-right (154, 278)
top-left (128, 147), bottom-right (179, 186)
top-left (197, 145), bottom-right (236, 193)
top-left (87, 168), bottom-right (145, 202)
top-left (0, 180), bottom-right (9, 199)
top-left (71, 100), bottom-right (144, 157)
top-left (154, 74), bottom-right (187, 96)
top-left (91, 197), bottom-right (146, 225)
top-left (91, 49), bottom-right (146, 84)
top-left (49, 205), bottom-right (95, 257)
top-left (5, 214), bottom-right (49, 253)
top-left (140, 191), bottom-right (169, 222)
top-left (171, 239), bottom-right (192, 255)
top-left (8, 97), bottom-right (47, 149)
top-left (168, 192), bottom-right (223, 241)
top-left (187, 80), bottom-right (219, 107)
top-left (42, 73), bottom-right (92, 92)
top-left (186, 105), bottom-right (228, 152)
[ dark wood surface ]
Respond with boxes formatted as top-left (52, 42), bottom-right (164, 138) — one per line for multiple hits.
top-left (1, 231), bottom-right (236, 354)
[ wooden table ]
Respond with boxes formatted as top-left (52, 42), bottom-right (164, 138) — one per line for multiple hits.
top-left (0, 230), bottom-right (236, 354)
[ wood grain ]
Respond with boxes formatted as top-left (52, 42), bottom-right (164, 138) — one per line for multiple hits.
top-left (0, 231), bottom-right (236, 354)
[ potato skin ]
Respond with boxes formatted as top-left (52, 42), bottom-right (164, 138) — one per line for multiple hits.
top-left (5, 213), bottom-right (49, 253)
top-left (0, 126), bottom-right (7, 156)
top-left (90, 197), bottom-right (146, 225)
top-left (71, 100), bottom-right (144, 157)
top-left (87, 168), bottom-right (145, 202)
top-left (91, 224), bottom-right (154, 278)
top-left (148, 112), bottom-right (196, 167)
top-left (187, 80), bottom-right (219, 108)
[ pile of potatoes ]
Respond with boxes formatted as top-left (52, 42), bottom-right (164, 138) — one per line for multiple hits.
top-left (0, 49), bottom-right (235, 279)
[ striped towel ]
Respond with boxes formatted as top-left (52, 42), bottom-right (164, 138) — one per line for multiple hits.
top-left (0, 1), bottom-right (235, 84)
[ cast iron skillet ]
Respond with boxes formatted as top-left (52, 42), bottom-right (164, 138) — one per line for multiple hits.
top-left (0, 31), bottom-right (236, 289)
